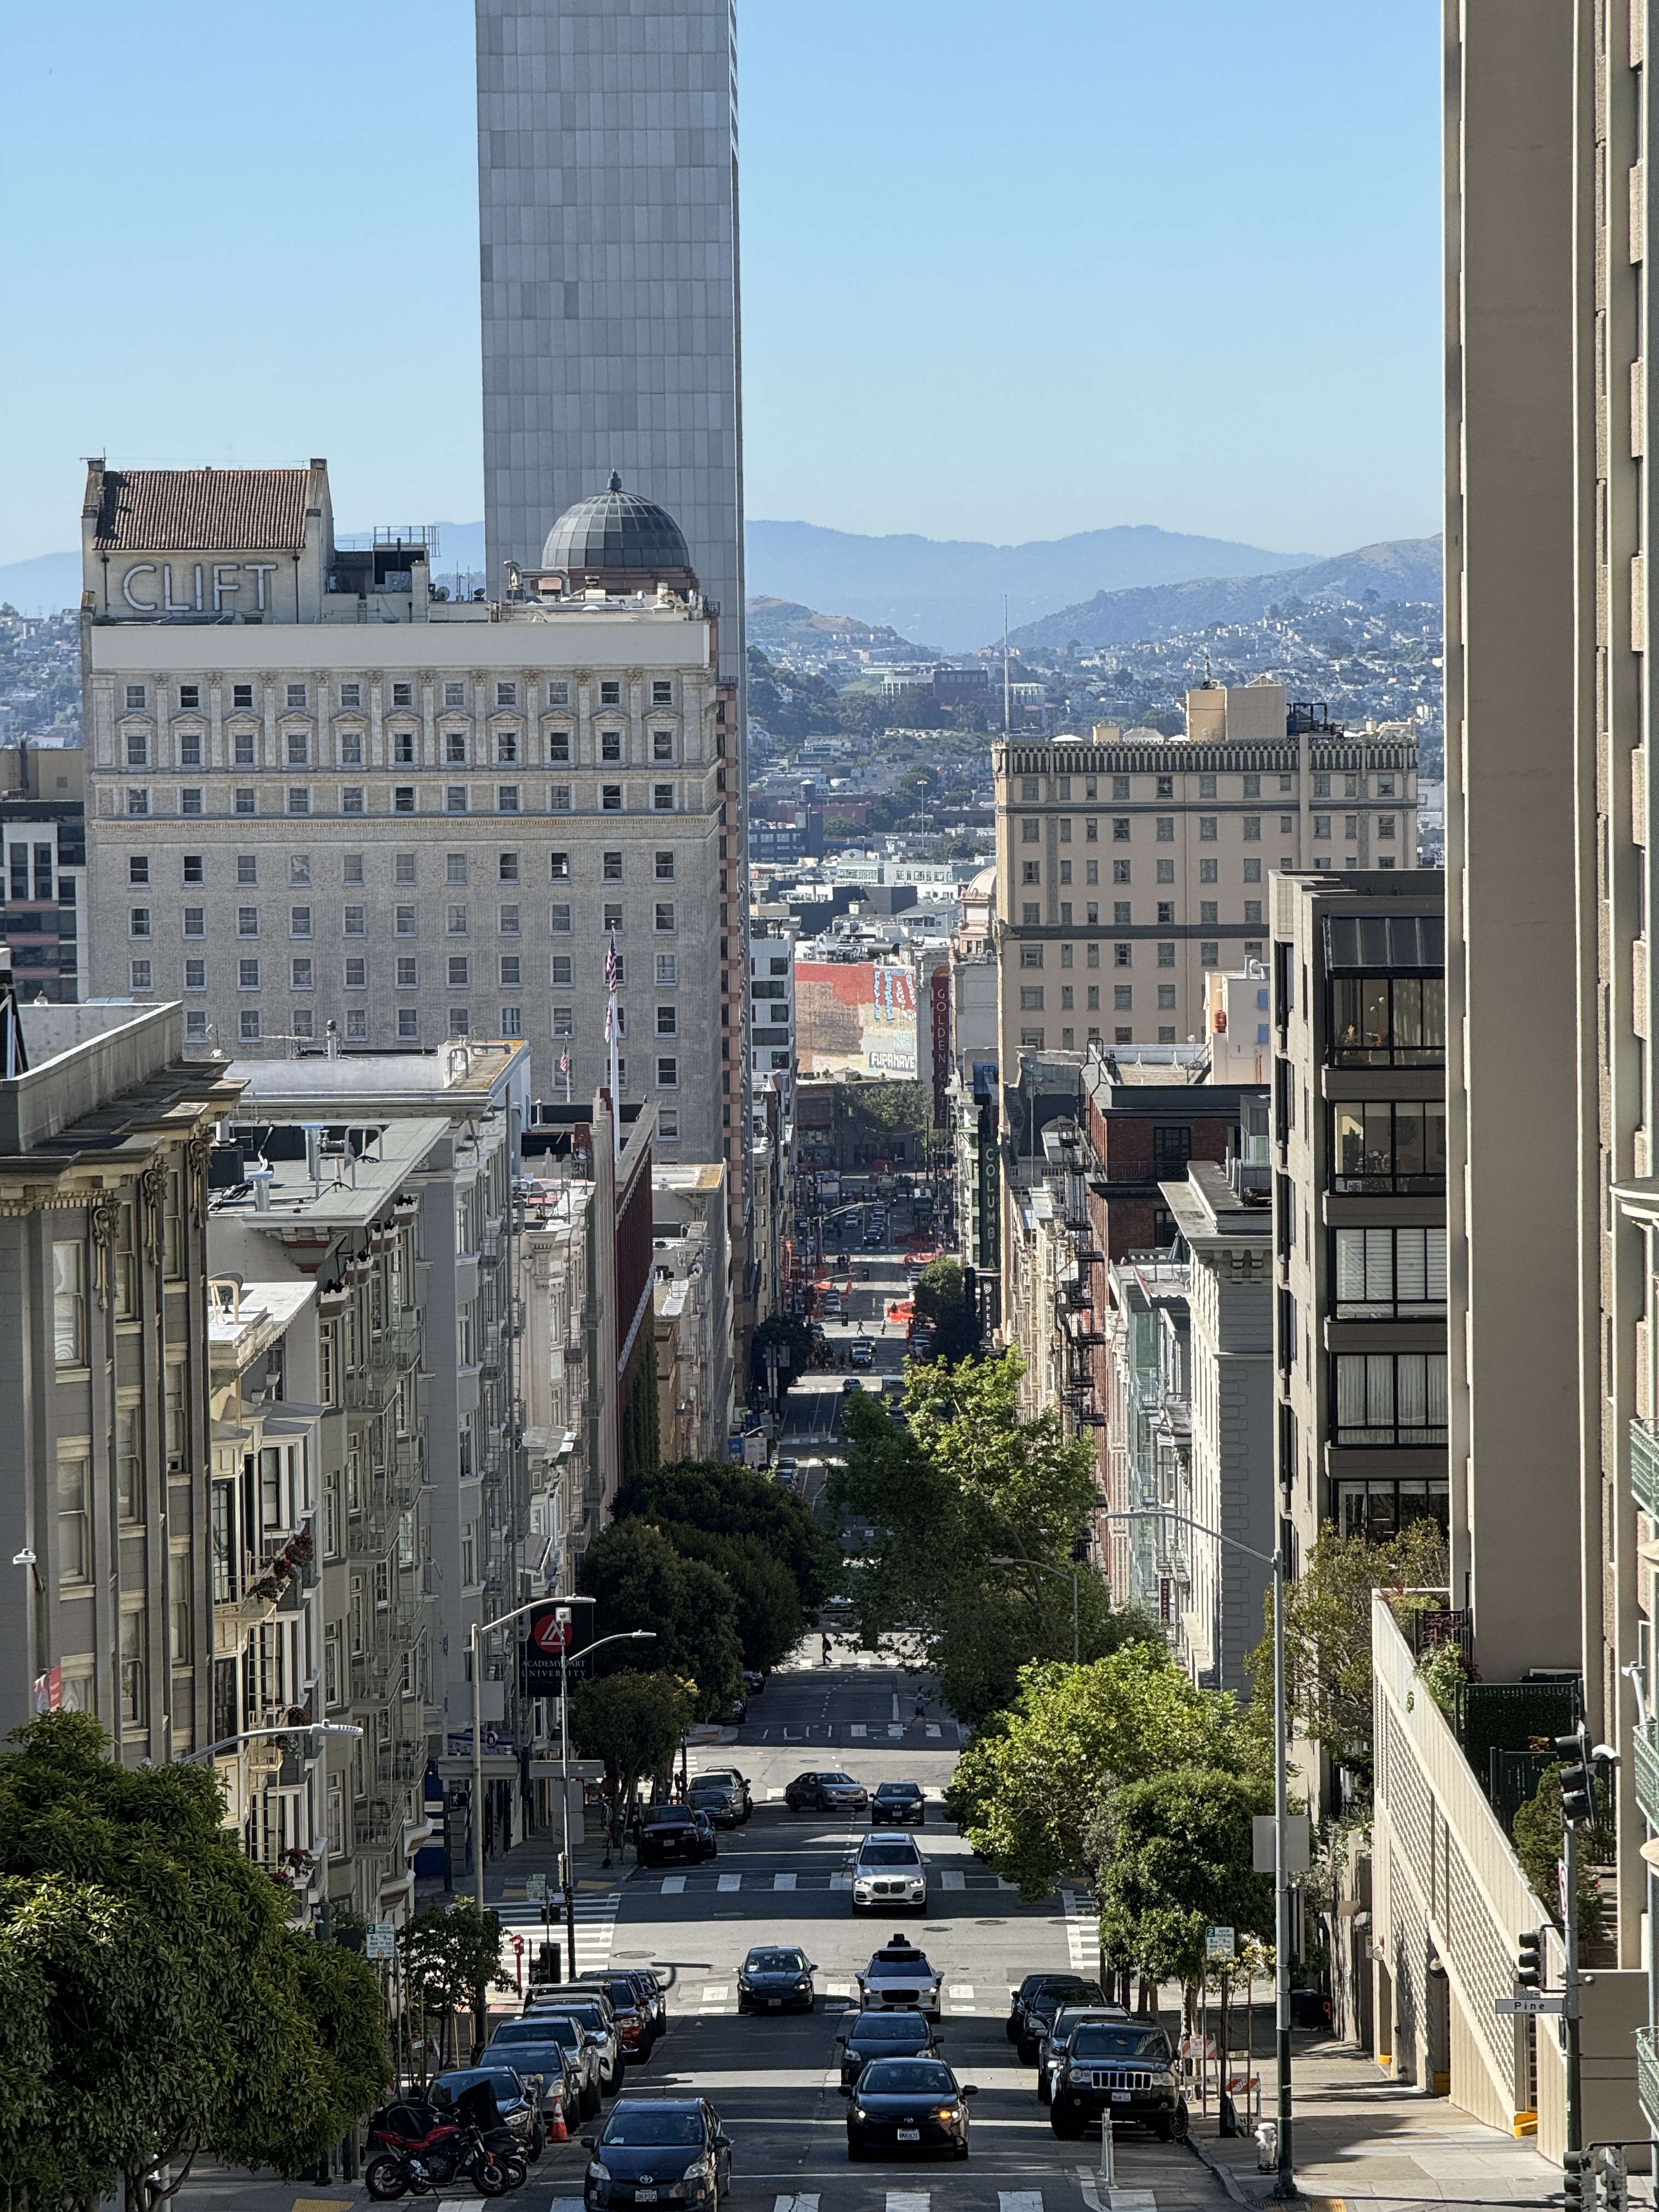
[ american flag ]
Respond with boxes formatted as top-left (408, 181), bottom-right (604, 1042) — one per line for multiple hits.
top-left (605, 933), bottom-right (619, 996)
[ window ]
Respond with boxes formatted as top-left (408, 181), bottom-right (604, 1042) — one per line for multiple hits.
top-left (177, 786), bottom-right (202, 815)
top-left (1114, 985), bottom-right (1133, 1011)
top-left (127, 787), bottom-right (150, 816)
top-left (445, 853), bottom-right (469, 886)
top-left (1113, 901), bottom-right (1131, 925)
top-left (1022, 777), bottom-right (1039, 800)
top-left (1019, 986), bottom-right (1044, 1010)
top-left (1157, 901), bottom-right (1174, 923)
top-left (1345, 814), bottom-right (1359, 840)
top-left (1113, 859), bottom-right (1130, 884)
top-left (1158, 983), bottom-right (1176, 1009)
top-left (500, 956), bottom-right (521, 988)
top-left (1200, 900), bottom-right (1218, 926)
top-left (1022, 861), bottom-right (1041, 885)
top-left (1156, 942), bottom-right (1175, 967)
top-left (499, 904), bottom-right (520, 934)
top-left (1330, 973), bottom-right (1446, 1065)
top-left (58, 1453), bottom-right (92, 1584)
top-left (438, 732), bottom-right (461, 764)
top-left (346, 1009), bottom-right (367, 1039)
top-left (1085, 817), bottom-right (1099, 842)
top-left (1379, 814), bottom-right (1397, 839)
top-left (1336, 1227), bottom-right (1449, 1318)
top-left (394, 786), bottom-right (416, 813)
top-left (1280, 815), bottom-right (1295, 834)
top-left (603, 903), bottom-right (624, 933)
top-left (177, 729), bottom-right (203, 767)
top-left (444, 680), bottom-right (466, 708)
top-left (129, 959), bottom-right (152, 991)
top-left (653, 730), bottom-right (674, 761)
top-left (343, 957), bottom-right (366, 988)
top-left (1243, 814), bottom-right (1261, 840)
top-left (184, 1009), bottom-right (208, 1037)
top-left (1022, 902), bottom-right (1040, 925)
top-left (343, 905), bottom-right (366, 936)
top-left (290, 906), bottom-right (312, 936)
top-left (1022, 818), bottom-right (1041, 844)
top-left (1335, 1353), bottom-right (1449, 1447)
top-left (1020, 945), bottom-right (1043, 968)
top-left (1200, 858), bottom-right (1218, 884)
top-left (292, 958), bottom-right (314, 989)
top-left (442, 785), bottom-right (466, 814)
top-left (553, 1004), bottom-right (574, 1034)
top-left (602, 785), bottom-right (623, 810)
top-left (397, 957), bottom-right (419, 988)
top-left (652, 680), bottom-right (674, 706)
top-left (397, 1009), bottom-right (419, 1040)
top-left (599, 678), bottom-right (623, 706)
top-left (657, 1107), bottom-right (680, 1139)
top-left (1155, 817), bottom-right (1174, 841)
top-left (449, 1008), bottom-right (471, 1037)
top-left (549, 730), bottom-right (571, 762)
top-left (448, 956), bottom-right (470, 989)
top-left (495, 680), bottom-right (517, 708)
top-left (340, 682), bottom-right (362, 709)
top-left (240, 1011), bottom-right (261, 1042)
top-left (650, 1052), bottom-right (676, 1088)
top-left (652, 783), bottom-right (675, 810)
top-left (1198, 816), bottom-right (1217, 840)
top-left (1111, 818), bottom-right (1130, 842)
top-left (498, 783), bottom-right (520, 812)
top-left (447, 904), bottom-right (468, 935)
top-left (550, 904), bottom-right (572, 934)
top-left (656, 953), bottom-right (678, 985)
top-left (1244, 900), bottom-right (1263, 925)
top-left (386, 681), bottom-right (412, 709)
top-left (1200, 940), bottom-right (1218, 966)
top-left (546, 681), bottom-right (569, 707)
top-left (232, 725), bottom-right (258, 766)
top-left (236, 906), bottom-right (259, 936)
top-left (601, 731), bottom-right (623, 763)
top-left (232, 682), bottom-right (253, 710)
top-left (342, 786), bottom-right (365, 814)
top-left (238, 958), bottom-right (259, 989)
top-left (286, 683), bottom-right (306, 709)
top-left (1333, 1099), bottom-right (1448, 1193)
top-left (126, 731), bottom-right (149, 768)
top-left (1114, 943), bottom-right (1132, 968)
top-left (128, 905), bottom-right (152, 938)
top-left (395, 906), bottom-right (416, 936)
top-left (1242, 859), bottom-right (1262, 885)
top-left (285, 731), bottom-right (310, 768)
top-left (184, 958), bottom-right (206, 989)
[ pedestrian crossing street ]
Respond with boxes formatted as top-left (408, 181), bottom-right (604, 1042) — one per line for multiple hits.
top-left (494, 1888), bottom-right (621, 1983)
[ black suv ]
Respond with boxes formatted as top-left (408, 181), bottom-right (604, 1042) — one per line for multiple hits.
top-left (636, 1805), bottom-right (718, 1866)
top-left (1049, 2020), bottom-right (1187, 2142)
top-left (870, 1780), bottom-right (925, 1827)
top-left (1008, 1973), bottom-right (1105, 2064)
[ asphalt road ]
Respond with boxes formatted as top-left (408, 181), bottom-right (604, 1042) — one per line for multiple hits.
top-left (521, 1658), bottom-right (1209, 2209)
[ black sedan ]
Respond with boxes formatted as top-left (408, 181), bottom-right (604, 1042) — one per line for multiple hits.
top-left (836, 2006), bottom-right (939, 2087)
top-left (737, 1944), bottom-right (816, 2014)
top-left (582, 2097), bottom-right (732, 2209)
top-left (636, 1806), bottom-right (718, 1866)
top-left (842, 2057), bottom-right (977, 2162)
top-left (870, 1780), bottom-right (926, 1827)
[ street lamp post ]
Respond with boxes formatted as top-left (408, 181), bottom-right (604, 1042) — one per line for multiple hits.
top-left (1096, 1506), bottom-right (1294, 2199)
top-left (551, 1628), bottom-right (654, 1976)
top-left (184, 1719), bottom-right (364, 1764)
top-left (989, 1552), bottom-right (1079, 1665)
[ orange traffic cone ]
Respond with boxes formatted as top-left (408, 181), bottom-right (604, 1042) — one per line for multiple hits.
top-left (547, 2103), bottom-right (569, 2147)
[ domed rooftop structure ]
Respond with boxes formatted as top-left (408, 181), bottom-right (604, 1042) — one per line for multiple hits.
top-left (540, 472), bottom-right (695, 585)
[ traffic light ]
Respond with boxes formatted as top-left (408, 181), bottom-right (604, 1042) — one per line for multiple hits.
top-left (1516, 1929), bottom-right (1543, 1989)
top-left (1565, 2147), bottom-right (1597, 2212)
top-left (1555, 1730), bottom-right (1596, 1824)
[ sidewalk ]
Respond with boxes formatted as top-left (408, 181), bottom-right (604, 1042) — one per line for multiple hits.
top-left (1188, 2037), bottom-right (1565, 2210)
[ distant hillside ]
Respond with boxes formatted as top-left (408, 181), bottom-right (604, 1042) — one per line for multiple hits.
top-left (1008, 536), bottom-right (1444, 652)
top-left (745, 595), bottom-right (933, 656)
top-left (0, 551), bottom-right (82, 617)
top-left (744, 520), bottom-right (1321, 653)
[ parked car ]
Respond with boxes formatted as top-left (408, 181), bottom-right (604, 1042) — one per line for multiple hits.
top-left (737, 1944), bottom-right (817, 2015)
top-left (841, 2057), bottom-right (976, 2162)
top-left (785, 1769), bottom-right (868, 1815)
top-left (429, 2063), bottom-right (564, 2155)
top-left (580, 2097), bottom-right (733, 2211)
top-left (1015, 1976), bottom-right (1105, 2066)
top-left (855, 1934), bottom-right (942, 2014)
top-left (636, 1804), bottom-right (718, 1865)
top-left (510, 2006), bottom-right (607, 2118)
top-left (687, 1774), bottom-right (748, 1828)
top-left (515, 1997), bottom-right (622, 2094)
top-left (691, 1766), bottom-right (753, 1820)
top-left (1048, 2019), bottom-right (1187, 2143)
top-left (836, 2007), bottom-right (939, 2087)
top-left (562, 1975), bottom-right (655, 2062)
top-left (775, 1455), bottom-right (798, 1483)
top-left (870, 1780), bottom-right (925, 1827)
top-left (851, 1834), bottom-right (928, 1912)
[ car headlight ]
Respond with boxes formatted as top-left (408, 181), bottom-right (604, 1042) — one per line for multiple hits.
top-left (852, 2107), bottom-right (868, 2123)
top-left (933, 2105), bottom-right (960, 2120)
top-left (795, 1978), bottom-right (812, 1991)
top-left (588, 2161), bottom-right (611, 2181)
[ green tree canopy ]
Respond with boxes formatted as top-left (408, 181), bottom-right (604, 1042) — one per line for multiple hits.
top-left (946, 1646), bottom-right (1260, 1898)
top-left (0, 1712), bottom-right (388, 2212)
top-left (569, 1669), bottom-right (697, 1816)
top-left (1247, 1518), bottom-right (1447, 1792)
top-left (612, 1457), bottom-right (837, 1610)
top-left (833, 1350), bottom-right (1151, 1720)
top-left (399, 1899), bottom-right (507, 2070)
top-left (911, 1259), bottom-right (980, 1365)
top-left (577, 1517), bottom-right (744, 1719)
top-left (1093, 1768), bottom-right (1274, 1990)
top-left (751, 1314), bottom-right (814, 1401)
top-left (656, 1525), bottom-right (807, 1674)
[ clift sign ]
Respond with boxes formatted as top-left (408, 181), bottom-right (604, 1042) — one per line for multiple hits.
top-left (117, 561), bottom-right (280, 615)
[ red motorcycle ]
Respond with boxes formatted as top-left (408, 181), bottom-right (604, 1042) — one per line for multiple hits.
top-left (364, 2098), bottom-right (518, 2199)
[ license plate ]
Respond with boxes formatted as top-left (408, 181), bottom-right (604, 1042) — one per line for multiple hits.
top-left (1111, 2091), bottom-right (1131, 2103)
top-left (635, 2194), bottom-right (658, 2203)
top-left (768, 1996), bottom-right (781, 2007)
top-left (898, 2128), bottom-right (920, 2141)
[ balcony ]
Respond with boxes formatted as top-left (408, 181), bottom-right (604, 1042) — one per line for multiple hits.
top-left (212, 1589), bottom-right (279, 1657)
top-left (370, 1318), bottom-right (421, 1376)
top-left (1639, 2027), bottom-right (1659, 2137)
top-left (1632, 1417), bottom-right (1659, 1521)
top-left (1635, 1717), bottom-right (1659, 1831)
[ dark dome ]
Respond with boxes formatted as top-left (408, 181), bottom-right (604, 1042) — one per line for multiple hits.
top-left (540, 472), bottom-right (691, 576)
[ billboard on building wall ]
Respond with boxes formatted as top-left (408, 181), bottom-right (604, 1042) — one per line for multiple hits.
top-left (795, 962), bottom-right (918, 1080)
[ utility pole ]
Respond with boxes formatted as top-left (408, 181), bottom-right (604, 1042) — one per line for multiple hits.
top-left (1556, 1723), bottom-right (1618, 2202)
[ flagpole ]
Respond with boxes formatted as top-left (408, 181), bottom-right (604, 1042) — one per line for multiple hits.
top-left (605, 930), bottom-right (621, 1165)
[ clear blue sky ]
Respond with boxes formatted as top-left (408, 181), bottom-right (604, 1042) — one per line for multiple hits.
top-left (0, 0), bottom-right (1440, 567)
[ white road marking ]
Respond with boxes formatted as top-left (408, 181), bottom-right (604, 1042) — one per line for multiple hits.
top-left (885, 2195), bottom-right (930, 2212)
top-left (717, 1872), bottom-right (741, 1892)
top-left (925, 1722), bottom-right (941, 1738)
top-left (775, 2198), bottom-right (822, 2212)
top-left (948, 1983), bottom-right (975, 1998)
top-left (551, 2199), bottom-right (586, 2212)
top-left (766, 1786), bottom-right (786, 1799)
top-left (849, 1723), bottom-right (867, 1738)
top-left (661, 1875), bottom-right (686, 1894)
top-left (1063, 1888), bottom-right (1099, 1970)
top-left (830, 1871), bottom-right (851, 1889)
top-left (772, 1870), bottom-right (796, 1891)
top-left (887, 1723), bottom-right (904, 1738)
top-left (941, 1870), bottom-right (966, 1890)
top-left (825, 1979), bottom-right (855, 1996)
top-left (1000, 2194), bottom-right (1045, 2212)
top-left (891, 1692), bottom-right (901, 1720)
top-left (700, 1984), bottom-right (729, 2004)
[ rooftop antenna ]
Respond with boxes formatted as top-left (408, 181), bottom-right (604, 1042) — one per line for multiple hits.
top-left (1003, 597), bottom-right (1011, 735)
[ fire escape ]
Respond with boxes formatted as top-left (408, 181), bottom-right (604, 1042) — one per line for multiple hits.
top-left (1045, 1122), bottom-right (1107, 1431)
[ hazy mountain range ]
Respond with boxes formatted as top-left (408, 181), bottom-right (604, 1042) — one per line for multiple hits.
top-left (1007, 535), bottom-right (1445, 653)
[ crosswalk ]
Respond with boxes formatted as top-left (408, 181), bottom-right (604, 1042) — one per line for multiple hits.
top-left (493, 1888), bottom-right (621, 1983)
top-left (639, 1868), bottom-right (1015, 1894)
top-left (768, 2197), bottom-right (1064, 2212)
top-left (1062, 1887), bottom-right (1099, 1973)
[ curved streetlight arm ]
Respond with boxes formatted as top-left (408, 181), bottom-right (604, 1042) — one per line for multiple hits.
top-left (185, 1720), bottom-right (363, 1765)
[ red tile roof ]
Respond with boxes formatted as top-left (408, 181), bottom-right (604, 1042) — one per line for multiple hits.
top-left (88, 467), bottom-right (313, 553)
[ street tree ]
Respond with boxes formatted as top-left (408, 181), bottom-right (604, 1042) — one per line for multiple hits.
top-left (1246, 1517), bottom-right (1447, 1793)
top-left (655, 1525), bottom-right (806, 1674)
top-left (398, 1899), bottom-right (508, 2073)
top-left (751, 1314), bottom-right (814, 1403)
top-left (0, 1712), bottom-right (388, 2211)
top-left (911, 1259), bottom-right (979, 1365)
top-left (946, 1645), bottom-right (1260, 1899)
top-left (578, 1517), bottom-right (744, 1719)
top-left (1093, 1768), bottom-right (1274, 2023)
top-left (612, 1457), bottom-right (837, 1609)
top-left (569, 1669), bottom-right (697, 1830)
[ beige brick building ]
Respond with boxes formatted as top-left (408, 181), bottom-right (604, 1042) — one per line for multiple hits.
top-left (992, 682), bottom-right (1420, 1069)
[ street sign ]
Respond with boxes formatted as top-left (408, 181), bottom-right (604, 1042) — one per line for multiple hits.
top-left (1252, 1814), bottom-right (1312, 1875)
top-left (525, 1872), bottom-right (546, 1901)
top-left (365, 1921), bottom-right (396, 1960)
top-left (521, 1603), bottom-right (585, 1696)
top-left (1495, 1993), bottom-right (1565, 2015)
top-left (1206, 1925), bottom-right (1235, 1959)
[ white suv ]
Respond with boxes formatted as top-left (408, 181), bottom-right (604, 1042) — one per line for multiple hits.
top-left (851, 1832), bottom-right (928, 1912)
